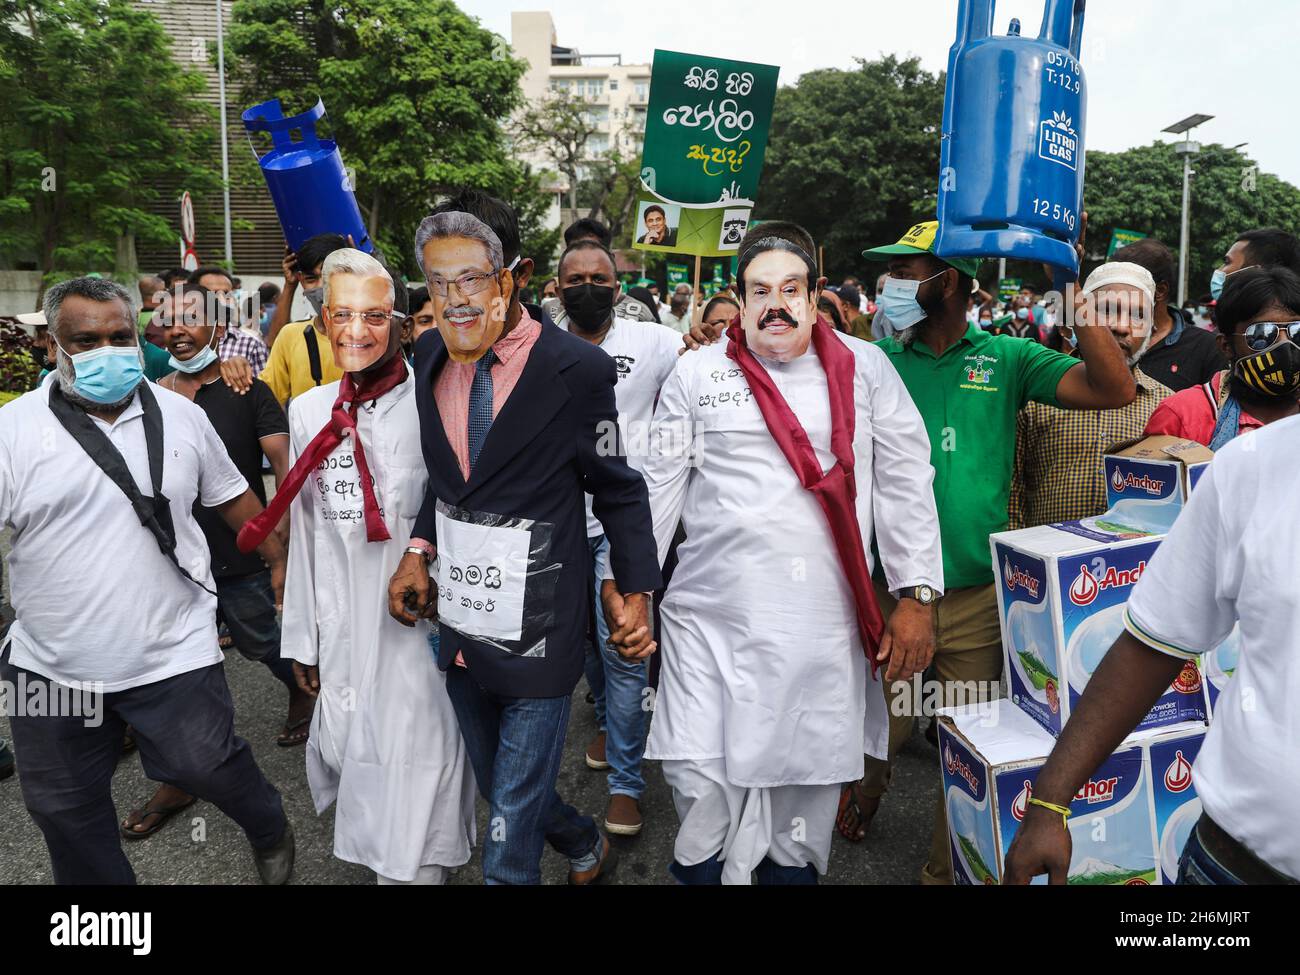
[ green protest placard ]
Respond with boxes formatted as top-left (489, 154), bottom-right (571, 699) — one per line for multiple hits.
top-left (633, 50), bottom-right (780, 258)
top-left (998, 277), bottom-right (1022, 303)
top-left (666, 262), bottom-right (690, 288)
top-left (1107, 228), bottom-right (1148, 258)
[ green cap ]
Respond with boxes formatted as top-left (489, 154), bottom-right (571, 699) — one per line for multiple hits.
top-left (862, 220), bottom-right (982, 278)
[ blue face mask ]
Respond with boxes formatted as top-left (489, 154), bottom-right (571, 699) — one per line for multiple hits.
top-left (1209, 269), bottom-right (1226, 301)
top-left (1211, 264), bottom-right (1258, 301)
top-left (878, 271), bottom-right (945, 329)
top-left (1016, 307), bottom-right (1030, 320)
top-left (168, 329), bottom-right (220, 375)
top-left (56, 343), bottom-right (144, 405)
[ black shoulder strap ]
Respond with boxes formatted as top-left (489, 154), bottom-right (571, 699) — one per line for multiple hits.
top-left (47, 382), bottom-right (217, 596)
top-left (305, 321), bottom-right (322, 386)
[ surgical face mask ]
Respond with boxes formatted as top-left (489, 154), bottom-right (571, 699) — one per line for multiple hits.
top-left (1211, 264), bottom-right (1258, 301)
top-left (561, 283), bottom-right (616, 332)
top-left (54, 341), bottom-right (144, 405)
top-left (304, 286), bottom-right (325, 316)
top-left (168, 328), bottom-right (220, 374)
top-left (1233, 338), bottom-right (1300, 397)
top-left (878, 271), bottom-right (945, 330)
top-left (1016, 307), bottom-right (1030, 321)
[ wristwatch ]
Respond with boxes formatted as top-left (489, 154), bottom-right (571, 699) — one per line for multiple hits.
top-left (896, 585), bottom-right (936, 606)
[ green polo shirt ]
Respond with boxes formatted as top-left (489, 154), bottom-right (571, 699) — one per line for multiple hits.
top-left (879, 324), bottom-right (1078, 589)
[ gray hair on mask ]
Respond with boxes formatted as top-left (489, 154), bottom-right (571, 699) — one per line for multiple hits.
top-left (43, 277), bottom-right (137, 339)
top-left (320, 248), bottom-right (396, 307)
top-left (414, 211), bottom-right (503, 278)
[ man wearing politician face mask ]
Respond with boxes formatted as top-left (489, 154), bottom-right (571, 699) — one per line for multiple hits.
top-left (1146, 266), bottom-right (1300, 448)
top-left (556, 239), bottom-right (681, 837)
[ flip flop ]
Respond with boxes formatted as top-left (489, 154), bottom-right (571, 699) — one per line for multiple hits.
top-left (120, 794), bottom-right (197, 841)
top-left (276, 716), bottom-right (311, 747)
top-left (836, 781), bottom-right (878, 843)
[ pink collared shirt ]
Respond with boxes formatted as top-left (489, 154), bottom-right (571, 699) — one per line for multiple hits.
top-left (416, 311), bottom-right (542, 668)
top-left (434, 311), bottom-right (542, 482)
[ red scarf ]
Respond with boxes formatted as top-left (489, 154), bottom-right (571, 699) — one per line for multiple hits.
top-left (237, 353), bottom-right (409, 554)
top-left (725, 316), bottom-right (886, 672)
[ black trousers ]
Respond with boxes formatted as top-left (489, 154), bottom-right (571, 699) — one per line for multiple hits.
top-left (1, 654), bottom-right (286, 885)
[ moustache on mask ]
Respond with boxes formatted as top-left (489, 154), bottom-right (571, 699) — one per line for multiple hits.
top-left (759, 309), bottom-right (799, 330)
top-left (443, 304), bottom-right (485, 323)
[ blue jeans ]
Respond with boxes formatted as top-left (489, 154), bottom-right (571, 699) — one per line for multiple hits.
top-left (444, 665), bottom-right (600, 885)
top-left (1177, 818), bottom-right (1245, 885)
top-left (216, 570), bottom-right (295, 692)
top-left (582, 534), bottom-right (649, 799)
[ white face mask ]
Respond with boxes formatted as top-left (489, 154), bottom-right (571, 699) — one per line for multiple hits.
top-left (168, 328), bottom-right (220, 374)
top-left (878, 271), bottom-right (945, 329)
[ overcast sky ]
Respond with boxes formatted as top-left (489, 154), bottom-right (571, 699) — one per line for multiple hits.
top-left (467, 0), bottom-right (1300, 188)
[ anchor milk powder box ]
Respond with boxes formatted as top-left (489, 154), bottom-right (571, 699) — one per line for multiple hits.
top-left (1149, 727), bottom-right (1205, 885)
top-left (991, 521), bottom-right (1209, 738)
top-left (1102, 436), bottom-right (1213, 533)
top-left (938, 701), bottom-right (1206, 886)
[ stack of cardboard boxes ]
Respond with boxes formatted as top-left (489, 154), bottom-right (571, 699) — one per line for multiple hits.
top-left (939, 436), bottom-right (1228, 885)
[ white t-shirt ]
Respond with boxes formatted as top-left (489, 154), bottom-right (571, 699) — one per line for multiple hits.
top-left (562, 316), bottom-right (681, 537)
top-left (1123, 415), bottom-right (1300, 879)
top-left (0, 376), bottom-right (247, 691)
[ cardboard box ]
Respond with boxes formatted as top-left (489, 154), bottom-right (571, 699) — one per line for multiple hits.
top-left (1149, 726), bottom-right (1206, 885)
top-left (938, 701), bottom-right (1206, 885)
top-left (992, 521), bottom-right (1209, 738)
top-left (1103, 436), bottom-right (1213, 533)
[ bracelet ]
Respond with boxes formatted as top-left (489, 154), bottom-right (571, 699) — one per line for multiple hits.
top-left (404, 545), bottom-right (432, 564)
top-left (1027, 796), bottom-right (1072, 829)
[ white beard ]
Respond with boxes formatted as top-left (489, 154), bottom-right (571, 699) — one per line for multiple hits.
top-left (1127, 328), bottom-right (1154, 367)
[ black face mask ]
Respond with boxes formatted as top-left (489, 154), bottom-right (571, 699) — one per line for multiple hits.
top-left (561, 283), bottom-right (616, 332)
top-left (30, 344), bottom-right (49, 371)
top-left (1233, 339), bottom-right (1300, 398)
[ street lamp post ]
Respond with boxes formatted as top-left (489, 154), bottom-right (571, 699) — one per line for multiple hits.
top-left (216, 0), bottom-right (234, 269)
top-left (1162, 113), bottom-right (1214, 307)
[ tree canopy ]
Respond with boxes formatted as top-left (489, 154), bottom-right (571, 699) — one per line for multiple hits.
top-left (228, 0), bottom-right (558, 279)
top-left (758, 56), bottom-right (946, 282)
top-left (0, 0), bottom-right (218, 289)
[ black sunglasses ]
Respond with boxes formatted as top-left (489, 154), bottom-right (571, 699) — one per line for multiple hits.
top-left (1241, 321), bottom-right (1300, 352)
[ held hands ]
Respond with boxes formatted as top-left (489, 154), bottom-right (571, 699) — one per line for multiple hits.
top-left (387, 550), bottom-right (437, 626)
top-left (600, 581), bottom-right (657, 659)
top-left (875, 596), bottom-right (935, 682)
top-left (1002, 804), bottom-right (1073, 885)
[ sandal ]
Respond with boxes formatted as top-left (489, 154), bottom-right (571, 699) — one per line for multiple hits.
top-left (218, 624), bottom-right (234, 652)
top-left (836, 781), bottom-right (880, 843)
top-left (120, 793), bottom-right (197, 841)
top-left (276, 716), bottom-right (311, 747)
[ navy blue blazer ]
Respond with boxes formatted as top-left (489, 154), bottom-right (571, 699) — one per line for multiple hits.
top-left (411, 310), bottom-right (662, 698)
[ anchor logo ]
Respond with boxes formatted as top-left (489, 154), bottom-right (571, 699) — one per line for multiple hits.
top-left (1068, 564), bottom-right (1100, 606)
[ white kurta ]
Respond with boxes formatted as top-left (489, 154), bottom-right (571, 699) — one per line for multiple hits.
top-left (637, 337), bottom-right (944, 789)
top-left (281, 372), bottom-right (476, 881)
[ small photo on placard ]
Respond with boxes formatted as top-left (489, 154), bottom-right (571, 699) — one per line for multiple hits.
top-left (636, 201), bottom-right (681, 248)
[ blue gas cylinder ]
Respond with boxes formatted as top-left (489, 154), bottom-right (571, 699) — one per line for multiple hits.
top-left (936, 0), bottom-right (1087, 280)
top-left (241, 98), bottom-right (373, 254)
